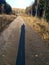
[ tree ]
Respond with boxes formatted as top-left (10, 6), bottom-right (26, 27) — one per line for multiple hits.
top-left (38, 0), bottom-right (49, 21)
top-left (0, 0), bottom-right (6, 13)
top-left (45, 0), bottom-right (49, 21)
top-left (4, 3), bottom-right (12, 14)
top-left (0, 0), bottom-right (12, 14)
top-left (27, 0), bottom-right (49, 21)
top-left (0, 0), bottom-right (6, 4)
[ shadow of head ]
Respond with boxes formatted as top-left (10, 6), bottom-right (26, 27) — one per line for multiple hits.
top-left (22, 24), bottom-right (25, 28)
top-left (21, 24), bottom-right (25, 35)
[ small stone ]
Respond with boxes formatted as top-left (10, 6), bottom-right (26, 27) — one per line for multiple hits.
top-left (35, 54), bottom-right (38, 57)
top-left (2, 55), bottom-right (5, 57)
top-left (48, 50), bottom-right (49, 53)
top-left (7, 64), bottom-right (10, 65)
top-left (46, 62), bottom-right (49, 64)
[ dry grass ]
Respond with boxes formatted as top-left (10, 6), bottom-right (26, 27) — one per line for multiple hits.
top-left (22, 16), bottom-right (49, 43)
top-left (0, 14), bottom-right (16, 32)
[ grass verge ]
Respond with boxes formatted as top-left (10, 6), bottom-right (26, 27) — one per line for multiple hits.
top-left (0, 14), bottom-right (16, 32)
top-left (22, 16), bottom-right (49, 44)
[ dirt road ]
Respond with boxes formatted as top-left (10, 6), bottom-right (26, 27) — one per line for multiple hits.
top-left (0, 16), bottom-right (49, 65)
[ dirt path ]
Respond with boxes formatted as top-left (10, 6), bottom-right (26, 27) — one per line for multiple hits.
top-left (0, 16), bottom-right (49, 65)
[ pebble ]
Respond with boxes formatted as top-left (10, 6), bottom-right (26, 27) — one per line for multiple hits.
top-left (7, 64), bottom-right (10, 65)
top-left (35, 54), bottom-right (38, 57)
top-left (2, 54), bottom-right (5, 57)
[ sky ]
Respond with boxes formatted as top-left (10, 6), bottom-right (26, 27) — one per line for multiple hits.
top-left (6, 0), bottom-right (35, 9)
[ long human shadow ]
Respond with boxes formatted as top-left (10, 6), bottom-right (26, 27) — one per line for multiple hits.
top-left (16, 24), bottom-right (25, 65)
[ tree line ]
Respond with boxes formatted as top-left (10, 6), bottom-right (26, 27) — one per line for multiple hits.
top-left (0, 0), bottom-right (12, 14)
top-left (25, 0), bottom-right (49, 21)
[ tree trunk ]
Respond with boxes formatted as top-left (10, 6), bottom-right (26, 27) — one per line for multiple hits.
top-left (43, 10), bottom-right (46, 18)
top-left (35, 0), bottom-right (39, 16)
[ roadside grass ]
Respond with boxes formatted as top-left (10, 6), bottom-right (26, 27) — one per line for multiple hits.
top-left (22, 16), bottom-right (49, 43)
top-left (0, 14), bottom-right (16, 32)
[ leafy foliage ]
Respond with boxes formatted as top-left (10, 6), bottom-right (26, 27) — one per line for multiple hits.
top-left (4, 3), bottom-right (12, 14)
top-left (25, 0), bottom-right (49, 21)
top-left (0, 0), bottom-right (5, 4)
top-left (0, 0), bottom-right (12, 14)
